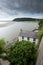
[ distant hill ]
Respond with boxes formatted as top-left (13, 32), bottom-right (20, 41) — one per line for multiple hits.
top-left (13, 18), bottom-right (39, 21)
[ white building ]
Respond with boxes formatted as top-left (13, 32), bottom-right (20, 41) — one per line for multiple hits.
top-left (18, 30), bottom-right (38, 44)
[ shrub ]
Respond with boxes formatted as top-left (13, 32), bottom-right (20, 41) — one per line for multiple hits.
top-left (0, 39), bottom-right (6, 54)
top-left (38, 19), bottom-right (43, 29)
top-left (38, 28), bottom-right (43, 46)
top-left (7, 41), bottom-right (38, 65)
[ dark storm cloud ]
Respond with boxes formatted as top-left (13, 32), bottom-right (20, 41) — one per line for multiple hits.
top-left (0, 0), bottom-right (43, 16)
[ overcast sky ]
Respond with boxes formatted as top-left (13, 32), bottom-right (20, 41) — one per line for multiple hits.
top-left (0, 0), bottom-right (43, 20)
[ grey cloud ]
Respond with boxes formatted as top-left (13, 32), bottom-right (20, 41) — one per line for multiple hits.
top-left (0, 0), bottom-right (43, 16)
top-left (6, 0), bottom-right (43, 13)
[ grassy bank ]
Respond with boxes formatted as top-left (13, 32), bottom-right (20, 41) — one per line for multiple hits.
top-left (38, 19), bottom-right (43, 46)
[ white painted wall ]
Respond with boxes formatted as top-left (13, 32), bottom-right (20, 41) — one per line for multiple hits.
top-left (24, 37), bottom-right (27, 41)
top-left (35, 39), bottom-right (38, 44)
top-left (29, 38), bottom-right (33, 42)
top-left (29, 38), bottom-right (38, 44)
top-left (18, 36), bottom-right (38, 44)
top-left (19, 37), bottom-right (22, 41)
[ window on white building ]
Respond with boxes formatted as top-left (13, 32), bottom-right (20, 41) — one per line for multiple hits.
top-left (22, 36), bottom-right (24, 39)
top-left (33, 38), bottom-right (36, 41)
top-left (27, 37), bottom-right (29, 40)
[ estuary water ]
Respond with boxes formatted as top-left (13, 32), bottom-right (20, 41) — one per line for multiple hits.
top-left (0, 21), bottom-right (38, 43)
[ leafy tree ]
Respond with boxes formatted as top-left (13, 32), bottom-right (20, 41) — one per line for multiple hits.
top-left (0, 39), bottom-right (6, 55)
top-left (7, 41), bottom-right (38, 65)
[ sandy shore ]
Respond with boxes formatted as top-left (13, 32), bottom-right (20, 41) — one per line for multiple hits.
top-left (0, 21), bottom-right (14, 27)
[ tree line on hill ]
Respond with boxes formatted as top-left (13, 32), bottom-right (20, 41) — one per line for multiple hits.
top-left (13, 18), bottom-right (40, 21)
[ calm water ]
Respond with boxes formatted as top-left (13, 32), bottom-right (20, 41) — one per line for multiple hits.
top-left (0, 21), bottom-right (38, 43)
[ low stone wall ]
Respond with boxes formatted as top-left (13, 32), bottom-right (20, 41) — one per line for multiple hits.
top-left (36, 37), bottom-right (43, 65)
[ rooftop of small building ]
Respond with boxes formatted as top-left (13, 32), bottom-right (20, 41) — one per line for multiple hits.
top-left (19, 30), bottom-right (38, 38)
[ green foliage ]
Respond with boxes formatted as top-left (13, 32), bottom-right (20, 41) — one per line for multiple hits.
top-left (38, 28), bottom-right (43, 46)
top-left (7, 41), bottom-right (38, 65)
top-left (0, 39), bottom-right (6, 55)
top-left (38, 19), bottom-right (43, 29)
top-left (38, 19), bottom-right (43, 46)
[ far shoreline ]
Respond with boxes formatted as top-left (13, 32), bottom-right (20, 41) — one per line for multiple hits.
top-left (0, 21), bottom-right (38, 27)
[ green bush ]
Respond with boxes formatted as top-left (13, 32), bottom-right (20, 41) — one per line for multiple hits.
top-left (38, 27), bottom-right (43, 46)
top-left (7, 41), bottom-right (38, 65)
top-left (38, 19), bottom-right (43, 46)
top-left (0, 39), bottom-right (6, 57)
top-left (38, 19), bottom-right (43, 29)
